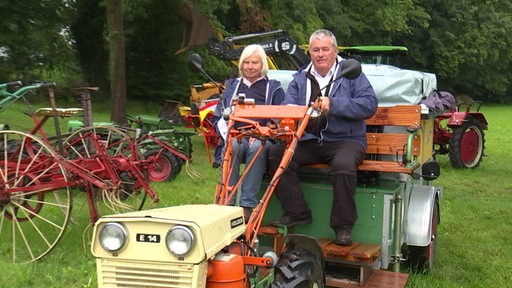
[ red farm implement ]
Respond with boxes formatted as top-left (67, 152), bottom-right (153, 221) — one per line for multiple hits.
top-left (0, 81), bottom-right (196, 263)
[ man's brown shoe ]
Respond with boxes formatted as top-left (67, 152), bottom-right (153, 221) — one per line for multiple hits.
top-left (335, 230), bottom-right (353, 246)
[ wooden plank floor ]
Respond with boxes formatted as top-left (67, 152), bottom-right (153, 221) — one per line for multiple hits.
top-left (326, 269), bottom-right (409, 288)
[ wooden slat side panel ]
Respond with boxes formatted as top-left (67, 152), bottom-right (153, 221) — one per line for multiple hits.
top-left (325, 269), bottom-right (409, 288)
top-left (302, 161), bottom-right (419, 173)
top-left (357, 161), bottom-right (419, 173)
top-left (366, 105), bottom-right (421, 127)
top-left (366, 133), bottom-right (421, 156)
top-left (300, 105), bottom-right (423, 174)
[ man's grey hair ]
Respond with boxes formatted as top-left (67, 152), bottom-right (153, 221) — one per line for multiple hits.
top-left (309, 29), bottom-right (338, 48)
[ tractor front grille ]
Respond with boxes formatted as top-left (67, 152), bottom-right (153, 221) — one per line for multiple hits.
top-left (97, 259), bottom-right (197, 287)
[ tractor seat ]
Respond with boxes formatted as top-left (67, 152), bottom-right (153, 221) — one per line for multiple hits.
top-left (35, 108), bottom-right (84, 118)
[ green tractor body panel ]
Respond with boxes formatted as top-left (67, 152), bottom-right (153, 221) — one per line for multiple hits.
top-left (261, 174), bottom-right (406, 269)
top-left (132, 114), bottom-right (175, 130)
top-left (340, 46), bottom-right (408, 66)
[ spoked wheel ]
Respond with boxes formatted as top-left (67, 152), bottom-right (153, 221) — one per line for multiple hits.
top-left (0, 131), bottom-right (72, 263)
top-left (143, 150), bottom-right (181, 182)
top-left (449, 117), bottom-right (485, 168)
top-left (408, 199), bottom-right (439, 273)
top-left (62, 126), bottom-right (148, 218)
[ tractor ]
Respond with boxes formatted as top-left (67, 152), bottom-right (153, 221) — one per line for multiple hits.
top-left (90, 54), bottom-right (443, 287)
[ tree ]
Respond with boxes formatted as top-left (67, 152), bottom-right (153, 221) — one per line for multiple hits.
top-left (2, 0), bottom-right (512, 104)
top-left (70, 0), bottom-right (109, 91)
top-left (123, 1), bottom-right (193, 103)
top-left (106, 0), bottom-right (127, 125)
top-left (396, 0), bottom-right (512, 102)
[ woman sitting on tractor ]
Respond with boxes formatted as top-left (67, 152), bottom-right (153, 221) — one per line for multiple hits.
top-left (212, 44), bottom-right (285, 221)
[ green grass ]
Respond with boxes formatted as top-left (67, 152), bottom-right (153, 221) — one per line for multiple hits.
top-left (406, 104), bottom-right (512, 288)
top-left (0, 101), bottom-right (510, 287)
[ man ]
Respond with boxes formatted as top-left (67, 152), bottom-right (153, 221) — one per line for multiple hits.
top-left (268, 29), bottom-right (378, 246)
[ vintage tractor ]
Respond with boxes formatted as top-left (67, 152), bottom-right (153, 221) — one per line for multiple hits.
top-left (66, 88), bottom-right (195, 182)
top-left (178, 83), bottom-right (222, 165)
top-left (432, 100), bottom-right (487, 168)
top-left (90, 55), bottom-right (443, 287)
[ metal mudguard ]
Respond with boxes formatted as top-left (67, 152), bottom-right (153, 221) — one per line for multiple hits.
top-left (283, 234), bottom-right (323, 258)
top-left (405, 185), bottom-right (442, 247)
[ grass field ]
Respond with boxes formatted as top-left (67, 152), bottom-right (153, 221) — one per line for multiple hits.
top-left (0, 100), bottom-right (509, 287)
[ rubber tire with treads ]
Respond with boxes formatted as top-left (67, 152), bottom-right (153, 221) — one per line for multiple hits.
top-left (272, 248), bottom-right (324, 288)
top-left (449, 116), bottom-right (485, 168)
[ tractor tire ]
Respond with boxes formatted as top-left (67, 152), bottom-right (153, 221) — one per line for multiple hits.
top-left (144, 150), bottom-right (182, 182)
top-left (408, 199), bottom-right (439, 273)
top-left (272, 248), bottom-right (324, 288)
top-left (449, 116), bottom-right (485, 168)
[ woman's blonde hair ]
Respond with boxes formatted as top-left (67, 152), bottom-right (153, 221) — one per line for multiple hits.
top-left (238, 44), bottom-right (269, 77)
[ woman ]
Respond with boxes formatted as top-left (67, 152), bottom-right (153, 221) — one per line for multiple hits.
top-left (212, 44), bottom-right (285, 221)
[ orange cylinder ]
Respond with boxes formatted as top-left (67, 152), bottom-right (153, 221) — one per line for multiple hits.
top-left (206, 254), bottom-right (246, 288)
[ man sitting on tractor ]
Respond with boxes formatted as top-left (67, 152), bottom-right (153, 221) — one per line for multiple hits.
top-left (268, 29), bottom-right (377, 246)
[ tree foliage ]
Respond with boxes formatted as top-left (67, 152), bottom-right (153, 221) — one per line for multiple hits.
top-left (1, 0), bottom-right (512, 104)
top-left (420, 0), bottom-right (512, 102)
top-left (0, 0), bottom-right (80, 97)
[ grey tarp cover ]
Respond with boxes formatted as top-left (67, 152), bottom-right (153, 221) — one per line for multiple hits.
top-left (362, 64), bottom-right (437, 106)
top-left (268, 64), bottom-right (446, 109)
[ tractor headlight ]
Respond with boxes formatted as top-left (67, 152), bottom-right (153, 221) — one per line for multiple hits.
top-left (166, 226), bottom-right (194, 257)
top-left (99, 222), bottom-right (128, 253)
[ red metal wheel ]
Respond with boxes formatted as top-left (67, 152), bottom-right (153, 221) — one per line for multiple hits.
top-left (449, 117), bottom-right (485, 168)
top-left (0, 131), bottom-right (72, 263)
top-left (144, 150), bottom-right (181, 182)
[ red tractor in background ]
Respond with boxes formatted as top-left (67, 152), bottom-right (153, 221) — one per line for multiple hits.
top-left (433, 100), bottom-right (487, 168)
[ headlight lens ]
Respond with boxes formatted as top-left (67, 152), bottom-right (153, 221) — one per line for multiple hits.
top-left (99, 222), bottom-right (128, 253)
top-left (166, 226), bottom-right (194, 257)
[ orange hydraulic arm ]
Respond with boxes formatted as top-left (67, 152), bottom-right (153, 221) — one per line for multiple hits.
top-left (213, 100), bottom-right (314, 251)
